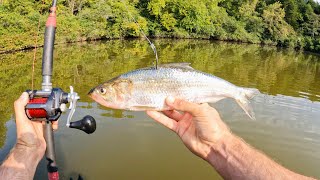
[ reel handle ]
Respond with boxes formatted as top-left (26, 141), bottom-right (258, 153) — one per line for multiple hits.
top-left (69, 115), bottom-right (96, 134)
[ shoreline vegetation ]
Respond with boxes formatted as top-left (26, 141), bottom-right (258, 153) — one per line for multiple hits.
top-left (0, 0), bottom-right (320, 54)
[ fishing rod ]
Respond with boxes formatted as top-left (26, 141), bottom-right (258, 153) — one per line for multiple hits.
top-left (24, 1), bottom-right (96, 179)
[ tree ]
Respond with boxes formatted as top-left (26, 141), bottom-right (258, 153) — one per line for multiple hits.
top-left (305, 13), bottom-right (320, 38)
top-left (281, 0), bottom-right (302, 30)
top-left (218, 0), bottom-right (247, 18)
top-left (300, 3), bottom-right (320, 38)
top-left (146, 0), bottom-right (224, 37)
top-left (262, 2), bottom-right (296, 42)
top-left (238, 0), bottom-right (264, 38)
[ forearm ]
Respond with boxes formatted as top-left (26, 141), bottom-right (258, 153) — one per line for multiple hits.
top-left (0, 145), bottom-right (42, 180)
top-left (206, 134), bottom-right (314, 180)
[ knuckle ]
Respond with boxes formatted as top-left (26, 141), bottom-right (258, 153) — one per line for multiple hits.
top-left (193, 106), bottom-right (202, 115)
top-left (176, 99), bottom-right (190, 110)
top-left (194, 103), bottom-right (210, 116)
top-left (175, 99), bottom-right (184, 107)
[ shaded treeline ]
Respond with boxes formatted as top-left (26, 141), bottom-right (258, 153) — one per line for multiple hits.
top-left (0, 0), bottom-right (320, 53)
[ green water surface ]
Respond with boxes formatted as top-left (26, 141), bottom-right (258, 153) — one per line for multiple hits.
top-left (0, 39), bottom-right (319, 179)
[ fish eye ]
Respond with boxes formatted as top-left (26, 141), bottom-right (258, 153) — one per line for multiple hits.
top-left (100, 88), bottom-right (107, 94)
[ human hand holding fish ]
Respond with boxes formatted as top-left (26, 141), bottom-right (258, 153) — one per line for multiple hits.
top-left (146, 96), bottom-right (231, 160)
top-left (147, 97), bottom-right (315, 180)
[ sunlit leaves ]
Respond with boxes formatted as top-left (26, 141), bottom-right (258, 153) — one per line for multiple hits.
top-left (147, 0), bottom-right (167, 16)
top-left (160, 13), bottom-right (176, 31)
top-left (262, 2), bottom-right (296, 42)
top-left (0, 0), bottom-right (320, 53)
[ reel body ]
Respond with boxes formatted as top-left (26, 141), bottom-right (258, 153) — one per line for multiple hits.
top-left (26, 88), bottom-right (68, 121)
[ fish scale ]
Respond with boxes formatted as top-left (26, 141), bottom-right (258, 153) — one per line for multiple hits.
top-left (127, 68), bottom-right (231, 103)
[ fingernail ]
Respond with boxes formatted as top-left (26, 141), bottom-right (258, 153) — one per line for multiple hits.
top-left (21, 92), bottom-right (28, 100)
top-left (153, 112), bottom-right (161, 119)
top-left (19, 93), bottom-right (26, 99)
top-left (166, 96), bottom-right (175, 104)
top-left (147, 111), bottom-right (160, 118)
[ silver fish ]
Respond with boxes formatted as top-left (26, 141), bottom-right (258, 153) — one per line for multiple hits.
top-left (88, 63), bottom-right (260, 119)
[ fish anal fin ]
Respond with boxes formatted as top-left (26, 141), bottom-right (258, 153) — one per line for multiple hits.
top-left (235, 97), bottom-right (256, 120)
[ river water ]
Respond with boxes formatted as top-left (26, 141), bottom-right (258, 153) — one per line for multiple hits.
top-left (0, 39), bottom-right (319, 179)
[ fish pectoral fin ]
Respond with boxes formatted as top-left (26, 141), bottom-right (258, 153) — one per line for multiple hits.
top-left (159, 63), bottom-right (194, 70)
top-left (130, 105), bottom-right (159, 111)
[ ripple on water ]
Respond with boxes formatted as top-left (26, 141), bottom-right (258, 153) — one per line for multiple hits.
top-left (254, 94), bottom-right (320, 131)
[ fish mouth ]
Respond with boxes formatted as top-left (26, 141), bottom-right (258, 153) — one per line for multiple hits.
top-left (88, 89), bottom-right (124, 110)
top-left (88, 90), bottom-right (104, 104)
top-left (88, 87), bottom-right (96, 96)
top-left (88, 90), bottom-right (111, 107)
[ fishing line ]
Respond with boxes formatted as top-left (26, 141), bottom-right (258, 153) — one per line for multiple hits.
top-left (31, 0), bottom-right (46, 90)
top-left (121, 0), bottom-right (159, 69)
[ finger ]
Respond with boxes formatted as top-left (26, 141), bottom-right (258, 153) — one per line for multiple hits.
top-left (52, 120), bottom-right (58, 131)
top-left (14, 92), bottom-right (29, 124)
top-left (163, 110), bottom-right (184, 121)
top-left (146, 111), bottom-right (177, 132)
top-left (200, 103), bottom-right (211, 108)
top-left (180, 112), bottom-right (193, 121)
top-left (165, 97), bottom-right (202, 116)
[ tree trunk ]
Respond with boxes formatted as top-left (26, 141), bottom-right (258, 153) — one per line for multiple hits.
top-left (69, 0), bottom-right (75, 15)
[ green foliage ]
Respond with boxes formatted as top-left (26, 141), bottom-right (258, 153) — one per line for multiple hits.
top-left (238, 1), bottom-right (264, 40)
top-left (145, 0), bottom-right (223, 37)
top-left (262, 2), bottom-right (296, 43)
top-left (0, 0), bottom-right (320, 53)
top-left (281, 0), bottom-right (302, 30)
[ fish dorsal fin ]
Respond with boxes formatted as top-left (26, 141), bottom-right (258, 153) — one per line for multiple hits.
top-left (158, 63), bottom-right (194, 70)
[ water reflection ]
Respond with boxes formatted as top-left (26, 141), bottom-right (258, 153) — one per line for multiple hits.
top-left (0, 39), bottom-right (319, 179)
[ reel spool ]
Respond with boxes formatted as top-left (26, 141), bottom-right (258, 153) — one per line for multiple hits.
top-left (26, 98), bottom-right (48, 119)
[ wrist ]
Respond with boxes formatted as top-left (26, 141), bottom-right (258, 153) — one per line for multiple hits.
top-left (16, 135), bottom-right (46, 159)
top-left (0, 144), bottom-right (44, 180)
top-left (204, 132), bottom-right (236, 164)
top-left (15, 143), bottom-right (45, 163)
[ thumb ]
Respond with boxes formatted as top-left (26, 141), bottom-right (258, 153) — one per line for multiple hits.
top-left (14, 92), bottom-right (29, 123)
top-left (165, 97), bottom-right (202, 116)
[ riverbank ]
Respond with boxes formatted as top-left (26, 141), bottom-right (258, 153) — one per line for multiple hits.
top-left (1, 37), bottom-right (320, 56)
top-left (1, 0), bottom-right (319, 54)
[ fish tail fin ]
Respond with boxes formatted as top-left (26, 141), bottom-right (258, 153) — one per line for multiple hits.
top-left (235, 88), bottom-right (260, 120)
